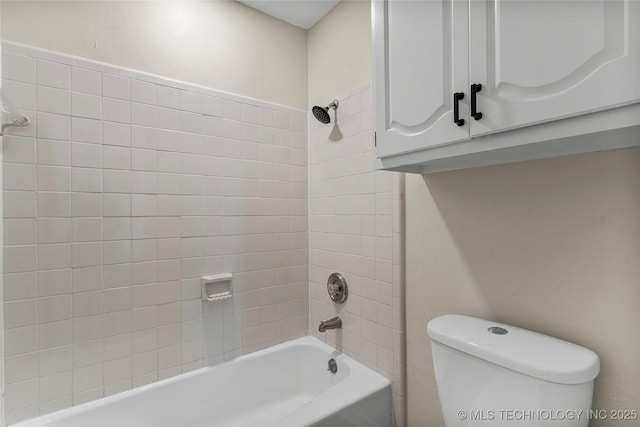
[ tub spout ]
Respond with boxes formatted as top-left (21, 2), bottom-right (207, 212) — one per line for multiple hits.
top-left (318, 316), bottom-right (342, 332)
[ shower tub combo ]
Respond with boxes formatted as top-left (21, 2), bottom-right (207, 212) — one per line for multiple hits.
top-left (15, 337), bottom-right (394, 427)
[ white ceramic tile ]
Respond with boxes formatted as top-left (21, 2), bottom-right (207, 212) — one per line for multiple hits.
top-left (103, 194), bottom-right (131, 217)
top-left (156, 107), bottom-right (180, 131)
top-left (3, 163), bottom-right (36, 191)
top-left (103, 263), bottom-right (132, 289)
top-left (71, 118), bottom-right (102, 144)
top-left (132, 350), bottom-right (157, 377)
top-left (156, 129), bottom-right (177, 152)
top-left (104, 288), bottom-right (132, 313)
top-left (72, 168), bottom-right (102, 193)
top-left (37, 192), bottom-right (70, 218)
top-left (104, 357), bottom-right (132, 386)
top-left (71, 142), bottom-right (101, 169)
top-left (38, 320), bottom-right (72, 350)
top-left (240, 104), bottom-right (260, 124)
top-left (157, 260), bottom-right (180, 284)
top-left (132, 239), bottom-right (157, 263)
top-left (4, 325), bottom-right (38, 357)
top-left (131, 126), bottom-right (157, 150)
top-left (131, 103), bottom-right (156, 127)
top-left (275, 111), bottom-right (290, 130)
top-left (103, 74), bottom-right (130, 100)
top-left (72, 364), bottom-right (103, 393)
top-left (158, 345), bottom-right (181, 370)
top-left (37, 86), bottom-right (70, 115)
top-left (36, 60), bottom-right (70, 90)
top-left (39, 371), bottom-right (73, 403)
top-left (72, 218), bottom-right (102, 242)
top-left (104, 310), bottom-right (132, 337)
top-left (5, 353), bottom-right (38, 385)
top-left (103, 334), bottom-right (132, 362)
top-left (103, 122), bottom-right (131, 147)
top-left (133, 306), bottom-right (158, 331)
top-left (103, 145), bottom-right (131, 170)
top-left (241, 123), bottom-right (260, 143)
top-left (103, 170), bottom-right (131, 194)
top-left (3, 45), bottom-right (314, 420)
top-left (156, 218), bottom-right (181, 239)
top-left (72, 340), bottom-right (102, 370)
top-left (38, 295), bottom-right (72, 323)
top-left (181, 111), bottom-right (203, 134)
top-left (132, 194), bottom-right (157, 217)
top-left (103, 241), bottom-right (132, 266)
top-left (132, 328), bottom-right (157, 354)
top-left (131, 80), bottom-right (156, 105)
top-left (222, 119), bottom-right (242, 140)
top-left (4, 299), bottom-right (37, 329)
top-left (3, 52), bottom-right (36, 83)
top-left (181, 91), bottom-right (202, 113)
top-left (157, 85), bottom-right (181, 109)
top-left (156, 174), bottom-right (181, 195)
top-left (102, 218), bottom-right (131, 242)
top-left (4, 379), bottom-right (38, 412)
top-left (2, 80), bottom-right (36, 110)
top-left (132, 217), bottom-right (157, 240)
top-left (203, 116), bottom-right (222, 137)
top-left (37, 112), bottom-right (71, 140)
top-left (222, 100), bottom-right (241, 121)
top-left (72, 315), bottom-right (103, 346)
top-left (71, 193), bottom-right (101, 217)
top-left (37, 165), bottom-right (70, 192)
top-left (131, 149), bottom-right (156, 172)
top-left (4, 272), bottom-right (37, 301)
top-left (180, 155), bottom-right (204, 177)
top-left (71, 67), bottom-right (101, 95)
top-left (71, 242), bottom-right (102, 267)
top-left (37, 218), bottom-right (71, 244)
top-left (202, 95), bottom-right (222, 117)
top-left (103, 98), bottom-right (130, 123)
top-left (71, 93), bottom-right (101, 120)
top-left (132, 171), bottom-right (156, 194)
top-left (3, 135), bottom-right (36, 164)
top-left (156, 152), bottom-right (181, 174)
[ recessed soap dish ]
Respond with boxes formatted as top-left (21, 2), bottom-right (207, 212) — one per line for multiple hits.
top-left (201, 273), bottom-right (232, 302)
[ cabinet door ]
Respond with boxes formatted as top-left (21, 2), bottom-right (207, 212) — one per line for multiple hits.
top-left (470, 0), bottom-right (640, 137)
top-left (373, 0), bottom-right (469, 158)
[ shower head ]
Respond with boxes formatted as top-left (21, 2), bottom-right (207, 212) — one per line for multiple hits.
top-left (312, 100), bottom-right (339, 124)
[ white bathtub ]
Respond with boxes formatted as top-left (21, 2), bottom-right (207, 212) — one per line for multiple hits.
top-left (14, 336), bottom-right (394, 427)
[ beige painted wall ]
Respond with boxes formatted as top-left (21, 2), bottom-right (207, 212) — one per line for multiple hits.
top-left (307, 0), bottom-right (371, 108)
top-left (1, 0), bottom-right (308, 109)
top-left (406, 148), bottom-right (640, 426)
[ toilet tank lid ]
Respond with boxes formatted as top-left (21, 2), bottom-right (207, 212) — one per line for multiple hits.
top-left (427, 314), bottom-right (600, 385)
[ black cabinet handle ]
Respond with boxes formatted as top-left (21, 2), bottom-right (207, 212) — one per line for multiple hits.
top-left (453, 92), bottom-right (465, 126)
top-left (471, 83), bottom-right (482, 120)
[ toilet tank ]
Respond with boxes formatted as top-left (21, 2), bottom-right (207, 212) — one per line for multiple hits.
top-left (427, 315), bottom-right (600, 427)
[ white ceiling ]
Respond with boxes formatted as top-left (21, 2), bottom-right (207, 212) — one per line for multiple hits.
top-left (237, 0), bottom-right (341, 30)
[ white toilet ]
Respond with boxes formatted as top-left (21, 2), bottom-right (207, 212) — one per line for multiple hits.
top-left (427, 315), bottom-right (600, 426)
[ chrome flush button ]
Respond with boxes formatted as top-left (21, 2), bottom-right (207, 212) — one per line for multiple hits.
top-left (488, 326), bottom-right (509, 335)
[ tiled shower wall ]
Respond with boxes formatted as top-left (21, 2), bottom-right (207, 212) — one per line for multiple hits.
top-left (308, 83), bottom-right (406, 426)
top-left (1, 42), bottom-right (308, 424)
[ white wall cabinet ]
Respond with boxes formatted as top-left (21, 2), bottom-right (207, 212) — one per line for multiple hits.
top-left (373, 0), bottom-right (640, 173)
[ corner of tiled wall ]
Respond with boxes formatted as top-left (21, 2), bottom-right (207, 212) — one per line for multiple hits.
top-left (1, 41), bottom-right (308, 424)
top-left (307, 82), bottom-right (406, 426)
